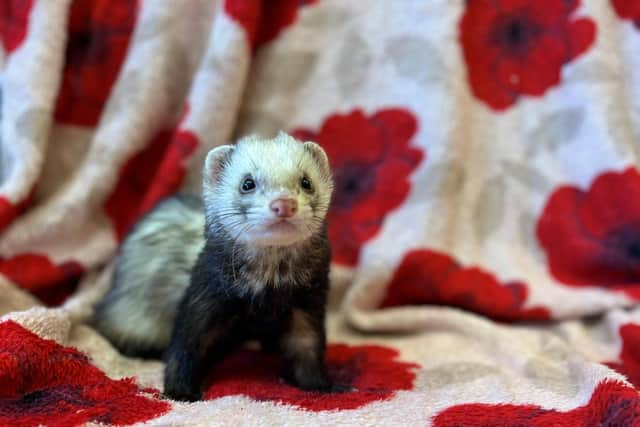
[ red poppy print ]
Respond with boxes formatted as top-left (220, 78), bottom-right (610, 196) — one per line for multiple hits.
top-left (105, 126), bottom-right (199, 241)
top-left (0, 320), bottom-right (170, 427)
top-left (537, 167), bottom-right (640, 299)
top-left (224, 0), bottom-right (319, 50)
top-left (605, 323), bottom-right (640, 389)
top-left (0, 0), bottom-right (33, 53)
top-left (204, 344), bottom-right (419, 411)
top-left (459, 0), bottom-right (596, 110)
top-left (0, 190), bottom-right (34, 234)
top-left (432, 380), bottom-right (640, 427)
top-left (380, 249), bottom-right (550, 321)
top-left (292, 109), bottom-right (423, 266)
top-left (257, 0), bottom-right (318, 47)
top-left (224, 0), bottom-right (261, 49)
top-left (611, 0), bottom-right (640, 28)
top-left (0, 197), bottom-right (17, 232)
top-left (54, 0), bottom-right (139, 127)
top-left (0, 253), bottom-right (83, 306)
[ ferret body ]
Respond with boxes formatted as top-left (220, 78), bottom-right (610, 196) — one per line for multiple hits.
top-left (92, 132), bottom-right (336, 401)
top-left (92, 195), bottom-right (205, 357)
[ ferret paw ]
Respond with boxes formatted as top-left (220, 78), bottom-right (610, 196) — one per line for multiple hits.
top-left (326, 383), bottom-right (353, 393)
top-left (163, 383), bottom-right (202, 402)
top-left (311, 381), bottom-right (352, 394)
top-left (288, 375), bottom-right (348, 394)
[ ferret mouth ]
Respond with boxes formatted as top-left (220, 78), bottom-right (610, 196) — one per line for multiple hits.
top-left (266, 219), bottom-right (298, 232)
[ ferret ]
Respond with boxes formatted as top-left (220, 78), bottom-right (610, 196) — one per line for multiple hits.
top-left (92, 132), bottom-right (337, 401)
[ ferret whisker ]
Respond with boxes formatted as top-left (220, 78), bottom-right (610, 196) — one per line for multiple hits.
top-left (230, 223), bottom-right (253, 282)
top-left (214, 211), bottom-right (244, 218)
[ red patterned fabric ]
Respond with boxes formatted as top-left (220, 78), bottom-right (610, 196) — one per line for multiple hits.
top-left (0, 254), bottom-right (83, 306)
top-left (537, 167), bottom-right (640, 299)
top-left (225, 0), bottom-right (319, 49)
top-left (54, 0), bottom-right (139, 127)
top-left (0, 191), bottom-right (33, 234)
top-left (293, 109), bottom-right (423, 266)
top-left (256, 0), bottom-right (318, 46)
top-left (204, 344), bottom-right (418, 411)
top-left (611, 0), bottom-right (640, 27)
top-left (105, 123), bottom-right (199, 241)
top-left (433, 380), bottom-right (640, 427)
top-left (459, 0), bottom-right (596, 110)
top-left (0, 0), bottom-right (33, 53)
top-left (0, 1), bottom-right (639, 425)
top-left (379, 249), bottom-right (550, 321)
top-left (605, 323), bottom-right (640, 389)
top-left (224, 0), bottom-right (262, 48)
top-left (0, 321), bottom-right (170, 427)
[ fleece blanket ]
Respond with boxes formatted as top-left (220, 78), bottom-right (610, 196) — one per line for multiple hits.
top-left (2, 0), bottom-right (640, 425)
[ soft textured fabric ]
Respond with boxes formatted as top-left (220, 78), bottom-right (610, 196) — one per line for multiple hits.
top-left (1, 0), bottom-right (640, 425)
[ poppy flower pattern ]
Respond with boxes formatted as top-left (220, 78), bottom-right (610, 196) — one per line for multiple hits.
top-left (104, 127), bottom-right (199, 241)
top-left (224, 0), bottom-right (319, 50)
top-left (432, 380), bottom-right (640, 427)
top-left (459, 0), bottom-right (596, 110)
top-left (292, 109), bottom-right (423, 266)
top-left (604, 323), bottom-right (640, 389)
top-left (257, 0), bottom-right (318, 47)
top-left (0, 253), bottom-right (83, 306)
top-left (536, 167), bottom-right (640, 299)
top-left (0, 320), bottom-right (170, 427)
top-left (0, 190), bottom-right (34, 234)
top-left (0, 197), bottom-right (18, 232)
top-left (53, 0), bottom-right (139, 127)
top-left (204, 344), bottom-right (419, 411)
top-left (611, 0), bottom-right (640, 28)
top-left (0, 0), bottom-right (34, 53)
top-left (4, 0), bottom-right (640, 425)
top-left (379, 249), bottom-right (550, 321)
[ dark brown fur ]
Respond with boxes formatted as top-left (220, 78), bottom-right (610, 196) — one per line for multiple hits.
top-left (163, 219), bottom-right (336, 401)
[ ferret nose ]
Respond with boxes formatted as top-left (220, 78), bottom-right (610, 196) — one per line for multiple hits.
top-left (270, 198), bottom-right (297, 218)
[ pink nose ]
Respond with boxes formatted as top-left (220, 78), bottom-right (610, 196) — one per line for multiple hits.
top-left (270, 198), bottom-right (297, 218)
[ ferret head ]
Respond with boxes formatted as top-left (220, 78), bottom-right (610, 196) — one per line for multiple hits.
top-left (202, 132), bottom-right (334, 247)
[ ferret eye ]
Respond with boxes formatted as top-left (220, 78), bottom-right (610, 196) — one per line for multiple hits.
top-left (300, 176), bottom-right (313, 192)
top-left (241, 177), bottom-right (256, 193)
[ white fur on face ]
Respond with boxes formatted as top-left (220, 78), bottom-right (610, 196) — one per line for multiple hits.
top-left (203, 132), bottom-right (333, 247)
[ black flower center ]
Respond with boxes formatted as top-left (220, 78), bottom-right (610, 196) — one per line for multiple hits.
top-left (332, 163), bottom-right (376, 211)
top-left (67, 30), bottom-right (106, 66)
top-left (13, 386), bottom-right (89, 414)
top-left (493, 15), bottom-right (540, 55)
top-left (599, 396), bottom-right (637, 426)
top-left (629, 241), bottom-right (640, 259)
top-left (603, 224), bottom-right (640, 277)
top-left (615, 229), bottom-right (640, 260)
top-left (507, 21), bottom-right (526, 44)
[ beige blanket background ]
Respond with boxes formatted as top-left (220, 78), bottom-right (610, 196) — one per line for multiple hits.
top-left (1, 1), bottom-right (640, 425)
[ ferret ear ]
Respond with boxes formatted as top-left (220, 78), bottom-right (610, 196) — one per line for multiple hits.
top-left (303, 141), bottom-right (331, 177)
top-left (203, 145), bottom-right (234, 188)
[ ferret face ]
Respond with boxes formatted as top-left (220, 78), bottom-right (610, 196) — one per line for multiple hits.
top-left (203, 133), bottom-right (334, 247)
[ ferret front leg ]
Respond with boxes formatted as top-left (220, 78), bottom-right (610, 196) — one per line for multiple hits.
top-left (164, 293), bottom-right (238, 401)
top-left (279, 308), bottom-right (332, 392)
